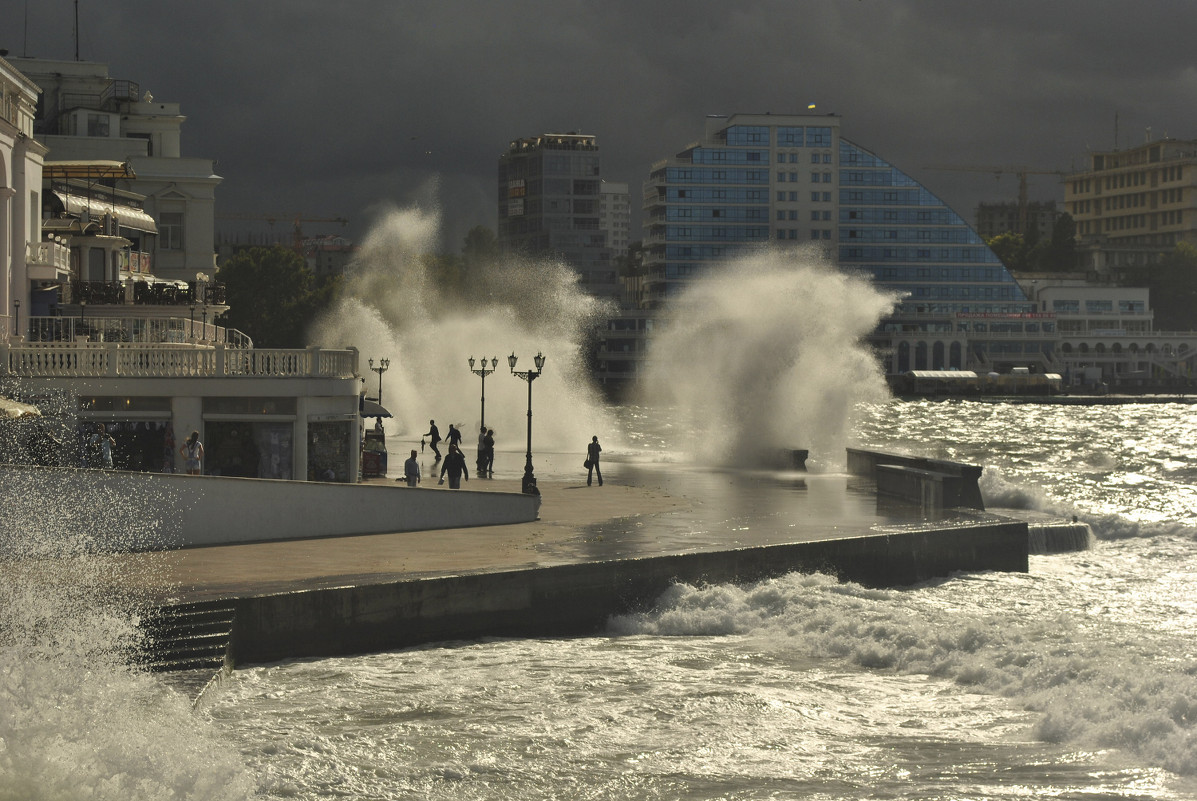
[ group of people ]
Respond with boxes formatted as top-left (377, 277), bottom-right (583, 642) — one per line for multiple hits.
top-left (80, 424), bottom-right (205, 474)
top-left (402, 418), bottom-right (603, 490)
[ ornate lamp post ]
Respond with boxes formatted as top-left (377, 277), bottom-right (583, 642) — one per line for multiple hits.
top-left (201, 303), bottom-right (209, 340)
top-left (508, 351), bottom-right (545, 494)
top-left (468, 355), bottom-right (499, 431)
top-left (12, 299), bottom-right (19, 339)
top-left (189, 304), bottom-right (196, 340)
top-left (368, 357), bottom-right (390, 407)
top-left (79, 297), bottom-right (86, 338)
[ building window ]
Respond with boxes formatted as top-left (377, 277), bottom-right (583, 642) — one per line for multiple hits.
top-left (789, 192), bottom-right (798, 201)
top-left (160, 212), bottom-right (185, 250)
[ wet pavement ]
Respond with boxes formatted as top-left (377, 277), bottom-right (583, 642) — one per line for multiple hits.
top-left (100, 450), bottom-right (987, 603)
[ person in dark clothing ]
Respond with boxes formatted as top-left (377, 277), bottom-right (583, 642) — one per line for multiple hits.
top-left (586, 435), bottom-right (603, 486)
top-left (424, 420), bottom-right (442, 460)
top-left (483, 428), bottom-right (495, 477)
top-left (446, 424), bottom-right (463, 451)
top-left (476, 425), bottom-right (487, 474)
top-left (439, 444), bottom-right (469, 489)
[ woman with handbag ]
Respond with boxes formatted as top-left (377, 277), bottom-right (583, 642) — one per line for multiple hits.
top-left (585, 435), bottom-right (603, 487)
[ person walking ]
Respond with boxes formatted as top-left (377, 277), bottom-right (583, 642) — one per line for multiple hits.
top-left (446, 424), bottom-right (463, 451)
top-left (439, 444), bottom-right (469, 489)
top-left (424, 420), bottom-right (442, 460)
top-left (400, 449), bottom-right (421, 487)
top-left (179, 430), bottom-right (204, 475)
top-left (586, 435), bottom-right (603, 486)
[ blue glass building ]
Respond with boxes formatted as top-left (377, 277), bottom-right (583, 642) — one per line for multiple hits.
top-left (638, 113), bottom-right (1053, 374)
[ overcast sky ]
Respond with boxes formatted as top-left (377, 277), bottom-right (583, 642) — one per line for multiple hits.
top-left (7, 0), bottom-right (1197, 251)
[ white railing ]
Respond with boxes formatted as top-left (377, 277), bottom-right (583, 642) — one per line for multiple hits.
top-left (25, 316), bottom-right (253, 349)
top-left (27, 240), bottom-right (72, 271)
top-left (2, 342), bottom-right (359, 379)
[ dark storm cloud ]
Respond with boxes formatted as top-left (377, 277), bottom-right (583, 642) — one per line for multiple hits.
top-left (8, 0), bottom-right (1197, 247)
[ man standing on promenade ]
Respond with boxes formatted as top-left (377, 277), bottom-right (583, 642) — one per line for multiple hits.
top-left (400, 449), bottom-right (421, 487)
top-left (424, 420), bottom-right (442, 460)
top-left (439, 444), bottom-right (469, 488)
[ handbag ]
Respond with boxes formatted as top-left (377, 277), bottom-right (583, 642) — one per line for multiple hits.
top-left (583, 459), bottom-right (592, 469)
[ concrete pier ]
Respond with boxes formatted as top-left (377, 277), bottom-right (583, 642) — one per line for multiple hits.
top-left (72, 449), bottom-right (1052, 671)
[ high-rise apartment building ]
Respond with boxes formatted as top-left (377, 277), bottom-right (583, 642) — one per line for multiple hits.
top-left (497, 132), bottom-right (617, 299)
top-left (599, 181), bottom-right (631, 260)
top-left (1065, 137), bottom-right (1197, 273)
top-left (598, 112), bottom-right (1048, 385)
top-left (642, 113), bottom-right (1030, 315)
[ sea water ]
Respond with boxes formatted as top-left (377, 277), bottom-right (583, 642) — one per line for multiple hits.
top-left (187, 400), bottom-right (1197, 800)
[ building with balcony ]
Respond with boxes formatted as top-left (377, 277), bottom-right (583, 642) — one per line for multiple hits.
top-left (497, 132), bottom-right (618, 300)
top-left (1, 57), bottom-right (364, 481)
top-left (1, 54), bottom-right (46, 342)
top-left (1065, 137), bottom-right (1197, 274)
top-left (9, 56), bottom-right (221, 285)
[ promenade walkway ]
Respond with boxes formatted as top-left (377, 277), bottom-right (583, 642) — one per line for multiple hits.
top-left (101, 451), bottom-right (918, 604)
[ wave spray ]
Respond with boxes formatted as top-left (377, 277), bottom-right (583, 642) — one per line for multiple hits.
top-left (642, 247), bottom-right (896, 468)
top-left (312, 205), bottom-right (617, 453)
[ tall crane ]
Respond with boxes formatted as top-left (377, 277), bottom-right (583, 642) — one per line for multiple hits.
top-left (216, 213), bottom-right (349, 253)
top-left (923, 165), bottom-right (1068, 236)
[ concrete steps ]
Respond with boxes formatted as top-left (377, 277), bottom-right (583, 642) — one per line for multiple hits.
top-left (136, 599), bottom-right (235, 673)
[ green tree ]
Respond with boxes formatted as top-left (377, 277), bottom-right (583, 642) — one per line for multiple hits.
top-left (215, 245), bottom-right (336, 348)
top-left (986, 232), bottom-right (1028, 271)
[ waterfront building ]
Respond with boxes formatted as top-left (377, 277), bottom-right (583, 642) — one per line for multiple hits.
top-left (1065, 137), bottom-right (1197, 274)
top-left (1016, 274), bottom-right (1197, 386)
top-left (497, 132), bottom-right (618, 300)
top-left (0, 55), bottom-right (47, 341)
top-left (9, 56), bottom-right (220, 285)
top-left (596, 112), bottom-right (1041, 391)
top-left (0, 55), bottom-right (363, 481)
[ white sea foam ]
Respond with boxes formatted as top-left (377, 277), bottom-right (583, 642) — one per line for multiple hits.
top-left (610, 560), bottom-right (1197, 777)
top-left (0, 468), bottom-right (254, 798)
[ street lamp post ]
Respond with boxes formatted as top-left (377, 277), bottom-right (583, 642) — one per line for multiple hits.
top-left (189, 304), bottom-right (195, 341)
top-left (202, 303), bottom-right (208, 341)
top-left (79, 297), bottom-right (86, 339)
top-left (368, 357), bottom-right (390, 407)
top-left (468, 355), bottom-right (499, 430)
top-left (508, 351), bottom-right (545, 494)
top-left (12, 299), bottom-right (19, 339)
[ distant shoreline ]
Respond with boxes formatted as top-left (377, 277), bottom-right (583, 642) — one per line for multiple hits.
top-left (895, 393), bottom-right (1197, 405)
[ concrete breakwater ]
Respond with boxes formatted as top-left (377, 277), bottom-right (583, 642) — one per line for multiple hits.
top-left (222, 518), bottom-right (1027, 666)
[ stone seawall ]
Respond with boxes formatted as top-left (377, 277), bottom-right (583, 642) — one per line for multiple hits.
top-left (228, 518), bottom-right (1028, 665)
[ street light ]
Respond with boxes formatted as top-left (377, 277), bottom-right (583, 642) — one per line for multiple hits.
top-left (508, 350), bottom-right (545, 494)
top-left (79, 297), bottom-right (86, 338)
top-left (468, 355), bottom-right (499, 430)
top-left (12, 299), bottom-right (19, 338)
top-left (202, 303), bottom-right (209, 340)
top-left (368, 357), bottom-right (390, 407)
top-left (189, 304), bottom-right (195, 340)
